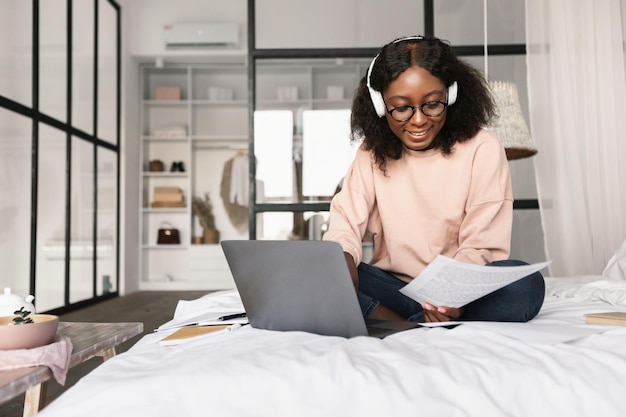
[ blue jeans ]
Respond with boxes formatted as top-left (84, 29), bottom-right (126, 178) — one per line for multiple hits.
top-left (357, 260), bottom-right (545, 323)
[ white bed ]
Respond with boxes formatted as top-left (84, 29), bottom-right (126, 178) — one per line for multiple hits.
top-left (33, 268), bottom-right (626, 417)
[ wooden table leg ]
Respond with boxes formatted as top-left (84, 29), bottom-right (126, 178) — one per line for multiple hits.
top-left (23, 381), bottom-right (47, 417)
top-left (101, 346), bottom-right (117, 361)
top-left (20, 347), bottom-right (117, 416)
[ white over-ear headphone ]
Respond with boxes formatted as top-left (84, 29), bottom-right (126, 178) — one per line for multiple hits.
top-left (366, 36), bottom-right (458, 118)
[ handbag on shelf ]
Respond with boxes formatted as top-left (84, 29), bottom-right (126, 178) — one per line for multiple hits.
top-left (149, 160), bottom-right (165, 172)
top-left (157, 222), bottom-right (180, 244)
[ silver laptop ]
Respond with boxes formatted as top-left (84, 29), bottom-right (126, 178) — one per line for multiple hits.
top-left (220, 239), bottom-right (421, 338)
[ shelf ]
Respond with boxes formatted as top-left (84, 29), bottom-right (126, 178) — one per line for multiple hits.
top-left (257, 99), bottom-right (311, 106)
top-left (311, 98), bottom-right (353, 106)
top-left (139, 242), bottom-right (235, 291)
top-left (141, 244), bottom-right (189, 250)
top-left (191, 135), bottom-right (248, 141)
top-left (142, 136), bottom-right (189, 142)
top-left (191, 99), bottom-right (248, 107)
top-left (142, 172), bottom-right (188, 177)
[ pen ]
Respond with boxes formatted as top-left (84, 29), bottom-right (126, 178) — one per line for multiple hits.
top-left (218, 312), bottom-right (247, 321)
top-left (228, 323), bottom-right (250, 332)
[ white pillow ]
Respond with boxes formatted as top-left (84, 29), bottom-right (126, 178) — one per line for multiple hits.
top-left (603, 239), bottom-right (626, 280)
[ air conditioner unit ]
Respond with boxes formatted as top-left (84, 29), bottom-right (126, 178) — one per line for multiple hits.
top-left (163, 22), bottom-right (239, 47)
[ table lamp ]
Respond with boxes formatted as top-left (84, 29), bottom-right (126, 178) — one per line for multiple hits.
top-left (486, 80), bottom-right (538, 160)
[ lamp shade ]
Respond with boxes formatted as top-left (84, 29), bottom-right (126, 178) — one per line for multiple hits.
top-left (486, 81), bottom-right (537, 160)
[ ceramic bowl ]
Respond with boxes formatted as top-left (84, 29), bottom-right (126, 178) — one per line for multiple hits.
top-left (0, 314), bottom-right (59, 350)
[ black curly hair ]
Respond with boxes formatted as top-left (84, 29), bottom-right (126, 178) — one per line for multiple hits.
top-left (351, 35), bottom-right (495, 172)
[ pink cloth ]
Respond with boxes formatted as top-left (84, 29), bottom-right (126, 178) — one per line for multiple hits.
top-left (0, 335), bottom-right (73, 385)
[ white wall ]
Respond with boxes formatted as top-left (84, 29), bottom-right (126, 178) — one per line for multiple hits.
top-left (123, 0), bottom-right (247, 60)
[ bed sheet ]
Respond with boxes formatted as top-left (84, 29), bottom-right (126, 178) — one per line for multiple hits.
top-left (37, 276), bottom-right (626, 417)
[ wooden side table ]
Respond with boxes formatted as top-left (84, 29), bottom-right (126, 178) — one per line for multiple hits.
top-left (0, 321), bottom-right (143, 417)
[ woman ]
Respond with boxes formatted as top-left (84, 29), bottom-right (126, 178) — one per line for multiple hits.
top-left (323, 35), bottom-right (545, 323)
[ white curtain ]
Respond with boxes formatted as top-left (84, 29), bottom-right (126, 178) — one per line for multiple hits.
top-left (525, 0), bottom-right (626, 276)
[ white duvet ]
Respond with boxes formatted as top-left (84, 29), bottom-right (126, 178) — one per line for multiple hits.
top-left (38, 277), bottom-right (626, 417)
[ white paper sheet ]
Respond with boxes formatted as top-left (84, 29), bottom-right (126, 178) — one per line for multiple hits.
top-left (156, 310), bottom-right (248, 331)
top-left (400, 255), bottom-right (551, 307)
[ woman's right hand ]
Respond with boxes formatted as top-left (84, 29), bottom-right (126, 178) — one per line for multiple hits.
top-left (422, 303), bottom-right (463, 322)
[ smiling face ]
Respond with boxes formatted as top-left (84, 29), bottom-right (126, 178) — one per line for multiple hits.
top-left (383, 66), bottom-right (448, 152)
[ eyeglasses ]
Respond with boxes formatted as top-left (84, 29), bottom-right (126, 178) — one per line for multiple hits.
top-left (386, 101), bottom-right (448, 121)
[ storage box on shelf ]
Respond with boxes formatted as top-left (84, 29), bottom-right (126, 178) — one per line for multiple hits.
top-left (152, 186), bottom-right (185, 208)
top-left (154, 86), bottom-right (182, 100)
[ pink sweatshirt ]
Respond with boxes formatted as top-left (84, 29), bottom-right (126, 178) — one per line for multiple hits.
top-left (323, 129), bottom-right (513, 283)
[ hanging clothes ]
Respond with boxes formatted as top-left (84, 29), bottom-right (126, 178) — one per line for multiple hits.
top-left (220, 155), bottom-right (248, 232)
top-left (229, 153), bottom-right (249, 206)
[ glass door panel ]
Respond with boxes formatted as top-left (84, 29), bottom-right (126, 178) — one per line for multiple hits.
top-left (0, 0), bottom-right (32, 106)
top-left (69, 137), bottom-right (94, 303)
top-left (255, 0), bottom-right (425, 49)
top-left (98, 0), bottom-right (118, 144)
top-left (0, 109), bottom-right (32, 301)
top-left (301, 109), bottom-right (356, 198)
top-left (72, 0), bottom-right (95, 135)
top-left (39, 0), bottom-right (67, 122)
top-left (96, 147), bottom-right (117, 295)
top-left (35, 124), bottom-right (67, 312)
top-left (434, 0), bottom-right (526, 46)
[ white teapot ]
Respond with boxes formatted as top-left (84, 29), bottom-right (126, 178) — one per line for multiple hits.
top-left (0, 287), bottom-right (36, 316)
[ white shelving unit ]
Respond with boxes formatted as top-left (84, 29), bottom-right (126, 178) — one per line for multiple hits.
top-left (138, 59), bottom-right (369, 290)
top-left (255, 59), bottom-right (368, 128)
top-left (139, 63), bottom-right (248, 290)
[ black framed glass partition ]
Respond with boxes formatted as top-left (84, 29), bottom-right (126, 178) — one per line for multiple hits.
top-left (0, 0), bottom-right (121, 313)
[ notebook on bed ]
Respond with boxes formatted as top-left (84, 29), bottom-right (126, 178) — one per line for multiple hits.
top-left (220, 239), bottom-right (421, 338)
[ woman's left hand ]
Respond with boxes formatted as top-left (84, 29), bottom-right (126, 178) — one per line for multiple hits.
top-left (422, 303), bottom-right (463, 322)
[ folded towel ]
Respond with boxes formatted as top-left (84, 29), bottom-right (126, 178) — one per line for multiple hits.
top-left (0, 335), bottom-right (73, 385)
